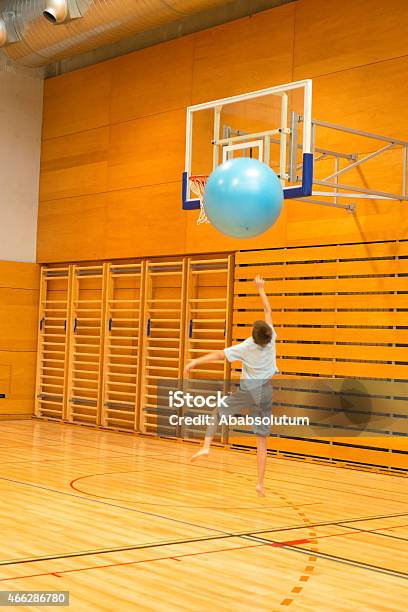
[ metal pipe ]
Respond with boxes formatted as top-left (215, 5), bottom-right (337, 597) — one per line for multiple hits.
top-left (288, 111), bottom-right (298, 182)
top-left (314, 179), bottom-right (404, 201)
top-left (312, 191), bottom-right (399, 200)
top-left (279, 92), bottom-right (288, 182)
top-left (212, 106), bottom-right (221, 171)
top-left (322, 143), bottom-right (395, 182)
top-left (296, 197), bottom-right (355, 212)
top-left (313, 119), bottom-right (408, 147)
top-left (213, 128), bottom-right (280, 146)
top-left (334, 157), bottom-right (339, 205)
top-left (217, 131), bottom-right (355, 160)
top-left (222, 139), bottom-right (264, 163)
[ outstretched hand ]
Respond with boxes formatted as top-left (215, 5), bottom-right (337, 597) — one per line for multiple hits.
top-left (254, 274), bottom-right (265, 291)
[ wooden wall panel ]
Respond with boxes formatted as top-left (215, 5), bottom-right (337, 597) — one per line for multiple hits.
top-left (184, 201), bottom-right (288, 258)
top-left (285, 201), bottom-right (408, 247)
top-left (110, 36), bottom-right (194, 124)
top-left (37, 183), bottom-right (187, 264)
top-left (294, 0), bottom-right (408, 78)
top-left (0, 352), bottom-right (37, 419)
top-left (105, 183), bottom-right (186, 260)
top-left (107, 110), bottom-right (185, 191)
top-left (0, 288), bottom-right (39, 351)
top-left (40, 127), bottom-right (109, 202)
top-left (191, 3), bottom-right (295, 103)
top-left (0, 365), bottom-right (10, 394)
top-left (312, 56), bottom-right (408, 143)
top-left (0, 262), bottom-right (39, 419)
top-left (0, 262), bottom-right (40, 290)
top-left (37, 193), bottom-right (108, 263)
top-left (42, 62), bottom-right (112, 140)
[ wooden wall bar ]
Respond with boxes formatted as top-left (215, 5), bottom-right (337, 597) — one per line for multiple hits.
top-left (35, 254), bottom-right (233, 440)
top-left (101, 261), bottom-right (144, 431)
top-left (66, 264), bottom-right (107, 426)
top-left (140, 258), bottom-right (186, 436)
top-left (101, 262), bottom-right (144, 431)
top-left (182, 254), bottom-right (234, 442)
top-left (184, 255), bottom-right (233, 381)
top-left (35, 265), bottom-right (71, 420)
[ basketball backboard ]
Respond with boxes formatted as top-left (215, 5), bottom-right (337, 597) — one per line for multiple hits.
top-left (183, 78), bottom-right (408, 215)
top-left (182, 79), bottom-right (313, 211)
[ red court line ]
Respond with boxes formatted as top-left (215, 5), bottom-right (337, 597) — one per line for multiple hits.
top-left (3, 522), bottom-right (408, 584)
top-left (69, 470), bottom-right (322, 510)
top-left (270, 521), bottom-right (408, 547)
top-left (272, 524), bottom-right (407, 546)
top-left (0, 541), bottom-right (267, 582)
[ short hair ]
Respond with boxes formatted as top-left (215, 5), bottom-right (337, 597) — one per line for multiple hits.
top-left (252, 320), bottom-right (272, 347)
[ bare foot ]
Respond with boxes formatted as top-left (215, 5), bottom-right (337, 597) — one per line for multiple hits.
top-left (256, 483), bottom-right (266, 497)
top-left (191, 448), bottom-right (210, 462)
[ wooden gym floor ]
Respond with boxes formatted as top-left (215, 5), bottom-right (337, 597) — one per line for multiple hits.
top-left (0, 421), bottom-right (406, 611)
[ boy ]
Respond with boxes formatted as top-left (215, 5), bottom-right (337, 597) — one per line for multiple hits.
top-left (184, 275), bottom-right (277, 496)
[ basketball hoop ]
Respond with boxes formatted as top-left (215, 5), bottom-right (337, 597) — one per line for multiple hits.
top-left (190, 175), bottom-right (209, 225)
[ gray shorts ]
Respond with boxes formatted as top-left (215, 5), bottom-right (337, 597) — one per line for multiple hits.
top-left (208, 382), bottom-right (273, 437)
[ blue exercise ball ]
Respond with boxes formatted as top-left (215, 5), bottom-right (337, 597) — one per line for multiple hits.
top-left (203, 157), bottom-right (283, 239)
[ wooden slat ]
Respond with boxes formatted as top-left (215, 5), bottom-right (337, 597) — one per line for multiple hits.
top-left (235, 276), bottom-right (408, 293)
top-left (276, 342), bottom-right (408, 363)
top-left (235, 293), bottom-right (408, 309)
top-left (276, 358), bottom-right (408, 378)
top-left (234, 310), bottom-right (408, 326)
top-left (273, 388), bottom-right (408, 416)
top-left (235, 258), bottom-right (408, 278)
top-left (233, 325), bottom-right (408, 344)
top-left (236, 241), bottom-right (408, 265)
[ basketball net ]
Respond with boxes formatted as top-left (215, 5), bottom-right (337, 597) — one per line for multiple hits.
top-left (190, 175), bottom-right (209, 225)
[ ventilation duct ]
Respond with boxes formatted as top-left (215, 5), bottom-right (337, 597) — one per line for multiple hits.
top-left (0, 0), bottom-right (232, 67)
top-left (0, 10), bottom-right (22, 46)
top-left (43, 0), bottom-right (87, 24)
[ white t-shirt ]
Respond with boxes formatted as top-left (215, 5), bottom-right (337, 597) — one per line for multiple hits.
top-left (224, 326), bottom-right (278, 388)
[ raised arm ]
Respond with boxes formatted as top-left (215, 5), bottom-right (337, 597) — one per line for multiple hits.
top-left (254, 274), bottom-right (274, 331)
top-left (184, 350), bottom-right (225, 376)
